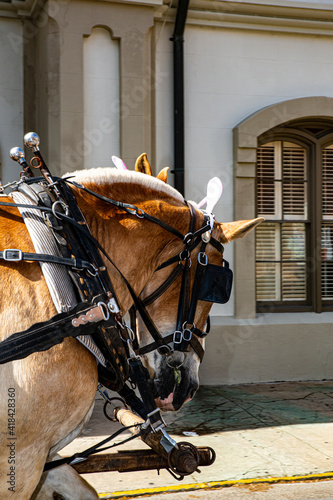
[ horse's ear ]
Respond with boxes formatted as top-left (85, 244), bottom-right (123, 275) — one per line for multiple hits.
top-left (156, 167), bottom-right (169, 183)
top-left (135, 153), bottom-right (152, 176)
top-left (214, 217), bottom-right (264, 243)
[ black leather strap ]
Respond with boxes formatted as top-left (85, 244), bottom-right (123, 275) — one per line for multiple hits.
top-left (0, 249), bottom-right (94, 272)
top-left (142, 262), bottom-right (184, 307)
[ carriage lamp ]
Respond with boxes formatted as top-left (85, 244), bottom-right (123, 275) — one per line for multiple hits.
top-left (24, 132), bottom-right (40, 152)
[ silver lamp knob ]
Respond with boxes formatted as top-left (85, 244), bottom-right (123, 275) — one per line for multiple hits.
top-left (10, 147), bottom-right (26, 165)
top-left (24, 132), bottom-right (40, 152)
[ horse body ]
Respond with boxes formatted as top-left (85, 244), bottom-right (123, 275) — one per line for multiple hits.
top-left (0, 168), bottom-right (262, 498)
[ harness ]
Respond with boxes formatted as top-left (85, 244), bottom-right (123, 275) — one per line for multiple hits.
top-left (0, 135), bottom-right (233, 427)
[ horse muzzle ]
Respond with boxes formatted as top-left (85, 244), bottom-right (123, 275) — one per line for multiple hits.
top-left (152, 353), bottom-right (199, 411)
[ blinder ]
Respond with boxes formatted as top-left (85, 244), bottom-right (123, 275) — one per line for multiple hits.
top-left (198, 259), bottom-right (233, 304)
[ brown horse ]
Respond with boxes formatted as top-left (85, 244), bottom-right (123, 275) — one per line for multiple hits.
top-left (0, 165), bottom-right (262, 498)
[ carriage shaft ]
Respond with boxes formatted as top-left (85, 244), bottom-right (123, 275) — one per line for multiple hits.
top-left (71, 447), bottom-right (214, 474)
top-left (114, 407), bottom-right (214, 475)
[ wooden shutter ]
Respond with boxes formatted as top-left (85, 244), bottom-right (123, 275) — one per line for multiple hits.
top-left (257, 145), bottom-right (276, 217)
top-left (256, 223), bottom-right (280, 300)
top-left (323, 146), bottom-right (333, 219)
top-left (321, 224), bottom-right (333, 299)
top-left (256, 141), bottom-right (307, 304)
top-left (281, 223), bottom-right (306, 300)
top-left (283, 144), bottom-right (307, 220)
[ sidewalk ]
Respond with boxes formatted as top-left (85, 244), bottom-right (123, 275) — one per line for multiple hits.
top-left (60, 381), bottom-right (333, 498)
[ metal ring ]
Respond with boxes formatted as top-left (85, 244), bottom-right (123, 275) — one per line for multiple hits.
top-left (97, 302), bottom-right (110, 321)
top-left (182, 321), bottom-right (195, 331)
top-left (179, 248), bottom-right (190, 261)
top-left (125, 324), bottom-right (136, 342)
top-left (167, 441), bottom-right (200, 476)
top-left (157, 344), bottom-right (173, 356)
top-left (103, 397), bottom-right (128, 422)
top-left (183, 232), bottom-right (193, 245)
top-left (119, 324), bottom-right (136, 343)
top-left (87, 264), bottom-right (99, 277)
top-left (165, 352), bottom-right (186, 369)
top-left (52, 200), bottom-right (69, 219)
top-left (127, 207), bottom-right (145, 218)
top-left (30, 156), bottom-right (43, 169)
top-left (135, 208), bottom-right (145, 218)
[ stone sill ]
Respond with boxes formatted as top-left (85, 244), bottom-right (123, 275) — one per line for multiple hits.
top-left (211, 311), bottom-right (333, 326)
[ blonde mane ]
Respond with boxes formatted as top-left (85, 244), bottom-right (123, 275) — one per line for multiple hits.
top-left (65, 167), bottom-right (184, 203)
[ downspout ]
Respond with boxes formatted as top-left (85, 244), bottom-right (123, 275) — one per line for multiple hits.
top-left (171, 0), bottom-right (190, 196)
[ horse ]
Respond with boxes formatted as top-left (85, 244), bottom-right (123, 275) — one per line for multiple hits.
top-left (0, 161), bottom-right (262, 499)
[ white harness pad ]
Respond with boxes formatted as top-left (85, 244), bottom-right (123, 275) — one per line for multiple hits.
top-left (10, 191), bottom-right (107, 366)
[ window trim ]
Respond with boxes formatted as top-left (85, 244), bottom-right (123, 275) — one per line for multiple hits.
top-left (233, 97), bottom-right (333, 319)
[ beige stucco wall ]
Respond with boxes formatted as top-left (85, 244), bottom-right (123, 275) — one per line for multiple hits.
top-left (0, 18), bottom-right (24, 184)
top-left (200, 315), bottom-right (333, 385)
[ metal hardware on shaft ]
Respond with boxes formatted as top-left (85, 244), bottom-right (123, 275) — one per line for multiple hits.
top-left (10, 147), bottom-right (26, 164)
top-left (24, 131), bottom-right (68, 210)
top-left (10, 147), bottom-right (33, 177)
top-left (23, 132), bottom-right (40, 152)
top-left (114, 407), bottom-right (206, 478)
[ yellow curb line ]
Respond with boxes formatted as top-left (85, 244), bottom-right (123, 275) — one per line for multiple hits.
top-left (98, 471), bottom-right (333, 498)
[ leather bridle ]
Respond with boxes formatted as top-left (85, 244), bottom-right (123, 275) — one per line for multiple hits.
top-left (67, 180), bottom-right (224, 363)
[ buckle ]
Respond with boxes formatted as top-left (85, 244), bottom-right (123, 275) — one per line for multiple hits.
top-left (3, 249), bottom-right (23, 261)
top-left (182, 328), bottom-right (192, 342)
top-left (198, 252), bottom-right (208, 266)
top-left (173, 331), bottom-right (182, 344)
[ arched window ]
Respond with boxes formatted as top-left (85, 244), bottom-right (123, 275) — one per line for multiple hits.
top-left (256, 121), bottom-right (333, 312)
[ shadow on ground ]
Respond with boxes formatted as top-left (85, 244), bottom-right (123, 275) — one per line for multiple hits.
top-left (85, 381), bottom-right (333, 437)
top-left (163, 381), bottom-right (333, 435)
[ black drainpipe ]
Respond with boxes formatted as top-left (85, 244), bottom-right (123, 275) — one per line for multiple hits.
top-left (171, 0), bottom-right (190, 196)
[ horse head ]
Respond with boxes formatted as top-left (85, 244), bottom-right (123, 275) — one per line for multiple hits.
top-left (137, 214), bottom-right (262, 411)
top-left (69, 164), bottom-right (262, 412)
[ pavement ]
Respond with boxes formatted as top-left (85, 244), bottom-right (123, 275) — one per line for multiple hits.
top-left (60, 381), bottom-right (333, 499)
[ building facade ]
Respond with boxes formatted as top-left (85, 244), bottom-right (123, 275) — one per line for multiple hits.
top-left (2, 0), bottom-right (333, 384)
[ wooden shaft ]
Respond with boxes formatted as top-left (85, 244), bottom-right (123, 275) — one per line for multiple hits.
top-left (114, 407), bottom-right (170, 461)
top-left (71, 448), bottom-right (215, 474)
